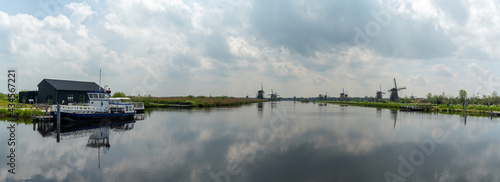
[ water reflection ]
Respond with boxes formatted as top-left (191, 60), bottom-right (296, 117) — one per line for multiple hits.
top-left (33, 119), bottom-right (135, 168)
top-left (257, 102), bottom-right (263, 119)
top-left (4, 101), bottom-right (500, 181)
top-left (391, 110), bottom-right (398, 129)
top-left (34, 120), bottom-right (135, 141)
top-left (271, 101), bottom-right (277, 109)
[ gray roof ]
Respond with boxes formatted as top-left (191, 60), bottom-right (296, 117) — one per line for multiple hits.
top-left (39, 79), bottom-right (102, 91)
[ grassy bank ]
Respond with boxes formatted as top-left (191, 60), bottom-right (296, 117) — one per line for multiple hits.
top-left (323, 101), bottom-right (435, 111)
top-left (0, 100), bottom-right (11, 107)
top-left (323, 101), bottom-right (500, 116)
top-left (130, 95), bottom-right (266, 108)
top-left (0, 108), bottom-right (44, 124)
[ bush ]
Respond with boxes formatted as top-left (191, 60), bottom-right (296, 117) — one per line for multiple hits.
top-left (0, 109), bottom-right (10, 117)
top-left (112, 92), bottom-right (127, 98)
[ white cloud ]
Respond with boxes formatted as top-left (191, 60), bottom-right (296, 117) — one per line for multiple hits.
top-left (431, 64), bottom-right (453, 77)
top-left (0, 0), bottom-right (499, 98)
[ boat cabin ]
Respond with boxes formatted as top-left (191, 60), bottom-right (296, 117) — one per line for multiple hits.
top-left (88, 92), bottom-right (111, 113)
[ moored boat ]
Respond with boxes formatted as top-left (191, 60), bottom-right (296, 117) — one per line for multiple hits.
top-left (51, 91), bottom-right (135, 122)
top-left (110, 97), bottom-right (145, 113)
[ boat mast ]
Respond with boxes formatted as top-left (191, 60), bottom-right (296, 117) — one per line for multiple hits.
top-left (99, 69), bottom-right (102, 91)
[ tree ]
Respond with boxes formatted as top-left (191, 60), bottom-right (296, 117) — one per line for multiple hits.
top-left (426, 93), bottom-right (432, 100)
top-left (459, 90), bottom-right (467, 103)
top-left (318, 94), bottom-right (323, 101)
top-left (112, 92), bottom-right (127, 98)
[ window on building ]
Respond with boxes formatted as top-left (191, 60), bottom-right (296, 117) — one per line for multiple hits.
top-left (68, 94), bottom-right (74, 103)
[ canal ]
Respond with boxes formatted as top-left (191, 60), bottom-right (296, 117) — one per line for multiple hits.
top-left (1, 101), bottom-right (500, 181)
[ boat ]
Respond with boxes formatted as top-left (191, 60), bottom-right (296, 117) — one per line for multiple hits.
top-left (109, 97), bottom-right (145, 113)
top-left (51, 90), bottom-right (135, 122)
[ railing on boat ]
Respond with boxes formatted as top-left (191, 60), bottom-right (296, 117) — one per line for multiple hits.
top-left (51, 105), bottom-right (97, 114)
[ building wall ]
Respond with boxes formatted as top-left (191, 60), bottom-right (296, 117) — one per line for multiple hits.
top-left (56, 91), bottom-right (89, 104)
top-left (37, 79), bottom-right (99, 104)
top-left (18, 91), bottom-right (38, 103)
top-left (38, 80), bottom-right (56, 104)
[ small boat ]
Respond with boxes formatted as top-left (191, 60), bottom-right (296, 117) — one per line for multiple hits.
top-left (109, 97), bottom-right (145, 113)
top-left (51, 90), bottom-right (135, 122)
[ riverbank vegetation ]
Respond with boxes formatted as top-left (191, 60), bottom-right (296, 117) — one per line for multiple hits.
top-left (0, 108), bottom-right (44, 119)
top-left (0, 92), bottom-right (44, 122)
top-left (323, 90), bottom-right (500, 116)
top-left (130, 95), bottom-right (266, 107)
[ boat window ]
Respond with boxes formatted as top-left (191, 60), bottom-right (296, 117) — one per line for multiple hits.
top-left (89, 94), bottom-right (94, 99)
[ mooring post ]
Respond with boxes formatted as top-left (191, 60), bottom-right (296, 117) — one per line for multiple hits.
top-left (487, 102), bottom-right (492, 118)
top-left (464, 101), bottom-right (467, 117)
top-left (57, 103), bottom-right (61, 143)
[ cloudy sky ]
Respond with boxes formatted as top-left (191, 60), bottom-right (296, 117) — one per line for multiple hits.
top-left (1, 0), bottom-right (500, 98)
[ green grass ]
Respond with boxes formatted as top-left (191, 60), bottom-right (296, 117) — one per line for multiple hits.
top-left (0, 100), bottom-right (11, 107)
top-left (323, 101), bottom-right (433, 109)
top-left (322, 101), bottom-right (500, 116)
top-left (0, 108), bottom-right (44, 124)
top-left (130, 96), bottom-right (267, 108)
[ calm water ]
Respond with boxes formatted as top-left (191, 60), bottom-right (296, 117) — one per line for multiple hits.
top-left (1, 101), bottom-right (500, 181)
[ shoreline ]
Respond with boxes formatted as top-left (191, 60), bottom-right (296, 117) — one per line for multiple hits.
top-left (321, 101), bottom-right (499, 117)
top-left (130, 96), bottom-right (267, 108)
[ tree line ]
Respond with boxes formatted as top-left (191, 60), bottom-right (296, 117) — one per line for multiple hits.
top-left (425, 90), bottom-right (499, 105)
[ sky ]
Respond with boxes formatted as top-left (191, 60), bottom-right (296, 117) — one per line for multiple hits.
top-left (1, 0), bottom-right (500, 98)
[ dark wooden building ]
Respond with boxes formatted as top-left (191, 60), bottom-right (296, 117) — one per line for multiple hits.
top-left (19, 91), bottom-right (38, 104)
top-left (19, 79), bottom-right (102, 104)
top-left (38, 79), bottom-right (102, 104)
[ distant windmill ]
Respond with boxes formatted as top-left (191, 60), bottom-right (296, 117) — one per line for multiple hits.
top-left (268, 89), bottom-right (279, 101)
top-left (388, 78), bottom-right (406, 101)
top-left (376, 84), bottom-right (385, 101)
top-left (256, 83), bottom-right (265, 99)
top-left (340, 88), bottom-right (348, 101)
top-left (324, 91), bottom-right (328, 100)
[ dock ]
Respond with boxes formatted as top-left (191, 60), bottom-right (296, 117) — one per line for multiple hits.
top-left (33, 115), bottom-right (53, 120)
top-left (399, 105), bottom-right (432, 112)
top-left (489, 111), bottom-right (500, 117)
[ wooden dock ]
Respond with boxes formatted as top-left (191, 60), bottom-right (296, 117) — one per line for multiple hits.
top-left (32, 115), bottom-right (53, 122)
top-left (489, 112), bottom-right (500, 117)
top-left (399, 106), bottom-right (431, 112)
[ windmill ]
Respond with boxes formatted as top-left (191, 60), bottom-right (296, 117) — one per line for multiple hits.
top-left (324, 91), bottom-right (328, 100)
top-left (388, 78), bottom-right (406, 101)
top-left (340, 88), bottom-right (348, 101)
top-left (268, 89), bottom-right (279, 101)
top-left (376, 84), bottom-right (385, 101)
top-left (256, 83), bottom-right (265, 99)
